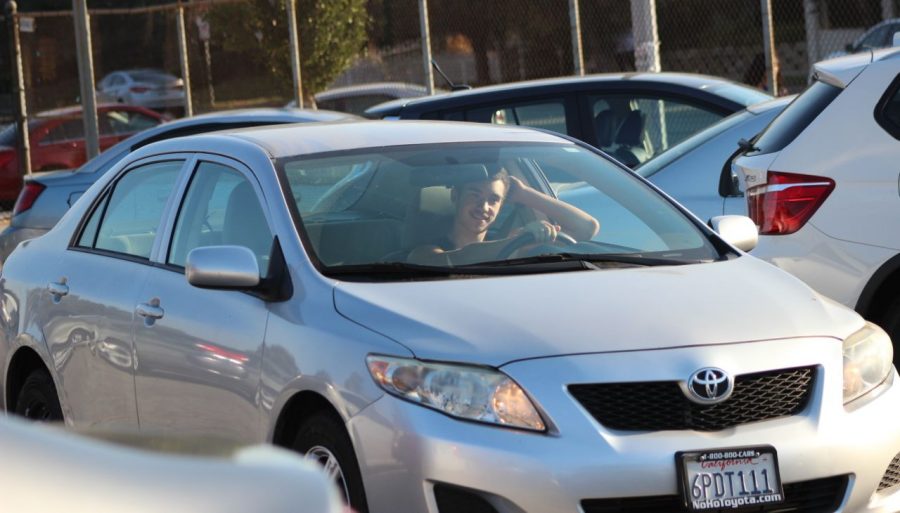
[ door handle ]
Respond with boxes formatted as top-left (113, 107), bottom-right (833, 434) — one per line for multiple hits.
top-left (136, 298), bottom-right (164, 320)
top-left (47, 278), bottom-right (69, 300)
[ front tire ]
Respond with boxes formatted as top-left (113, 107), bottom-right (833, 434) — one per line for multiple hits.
top-left (15, 368), bottom-right (63, 421)
top-left (292, 411), bottom-right (368, 513)
top-left (878, 296), bottom-right (900, 367)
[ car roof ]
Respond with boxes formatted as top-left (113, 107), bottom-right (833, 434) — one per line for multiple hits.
top-left (71, 108), bottom-right (357, 175)
top-left (138, 120), bottom-right (569, 160)
top-left (314, 82), bottom-right (430, 101)
top-left (365, 72), bottom-right (771, 117)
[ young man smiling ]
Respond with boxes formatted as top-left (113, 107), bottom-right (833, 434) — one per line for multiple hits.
top-left (408, 168), bottom-right (599, 266)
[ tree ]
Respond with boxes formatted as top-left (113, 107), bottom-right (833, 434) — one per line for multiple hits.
top-left (208, 0), bottom-right (368, 100)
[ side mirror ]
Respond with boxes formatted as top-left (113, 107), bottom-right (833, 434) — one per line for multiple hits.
top-left (186, 246), bottom-right (260, 289)
top-left (709, 215), bottom-right (758, 252)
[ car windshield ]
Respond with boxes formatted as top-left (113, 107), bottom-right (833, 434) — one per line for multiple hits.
top-left (634, 109), bottom-right (754, 178)
top-left (281, 142), bottom-right (723, 279)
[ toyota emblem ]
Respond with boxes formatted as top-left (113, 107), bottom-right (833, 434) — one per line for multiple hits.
top-left (686, 368), bottom-right (733, 404)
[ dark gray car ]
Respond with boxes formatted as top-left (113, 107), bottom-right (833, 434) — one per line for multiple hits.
top-left (0, 108), bottom-right (355, 263)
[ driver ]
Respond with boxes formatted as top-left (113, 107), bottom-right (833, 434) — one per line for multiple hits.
top-left (408, 168), bottom-right (599, 266)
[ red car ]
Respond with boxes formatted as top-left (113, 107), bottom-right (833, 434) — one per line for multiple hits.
top-left (0, 104), bottom-right (163, 204)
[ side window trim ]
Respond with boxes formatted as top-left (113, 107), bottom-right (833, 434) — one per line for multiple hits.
top-left (149, 154), bottom-right (199, 263)
top-left (875, 72), bottom-right (900, 141)
top-left (68, 155), bottom-right (191, 263)
top-left (156, 153), bottom-right (270, 270)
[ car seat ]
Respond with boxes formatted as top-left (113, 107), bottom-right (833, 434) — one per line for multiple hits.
top-left (611, 110), bottom-right (650, 168)
top-left (222, 181), bottom-right (273, 274)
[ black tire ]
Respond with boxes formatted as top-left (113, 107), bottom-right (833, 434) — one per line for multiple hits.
top-left (14, 368), bottom-right (63, 422)
top-left (292, 411), bottom-right (368, 513)
top-left (878, 296), bottom-right (900, 367)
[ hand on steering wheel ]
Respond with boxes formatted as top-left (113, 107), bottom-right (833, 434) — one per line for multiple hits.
top-left (497, 221), bottom-right (577, 259)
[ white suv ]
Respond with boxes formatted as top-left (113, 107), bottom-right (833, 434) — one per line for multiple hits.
top-left (735, 47), bottom-right (900, 363)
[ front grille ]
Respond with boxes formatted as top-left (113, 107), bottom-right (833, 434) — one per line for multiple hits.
top-left (434, 483), bottom-right (500, 513)
top-left (879, 453), bottom-right (900, 491)
top-left (569, 366), bottom-right (814, 432)
top-left (581, 475), bottom-right (848, 513)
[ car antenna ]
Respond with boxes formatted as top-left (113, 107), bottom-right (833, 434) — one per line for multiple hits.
top-left (431, 59), bottom-right (471, 91)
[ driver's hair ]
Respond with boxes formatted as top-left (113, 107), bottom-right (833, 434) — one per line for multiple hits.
top-left (453, 167), bottom-right (511, 196)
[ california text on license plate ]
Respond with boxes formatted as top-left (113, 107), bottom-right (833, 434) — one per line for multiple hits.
top-left (677, 446), bottom-right (785, 511)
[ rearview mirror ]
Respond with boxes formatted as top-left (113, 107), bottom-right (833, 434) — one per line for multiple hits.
top-left (709, 215), bottom-right (758, 252)
top-left (186, 246), bottom-right (260, 289)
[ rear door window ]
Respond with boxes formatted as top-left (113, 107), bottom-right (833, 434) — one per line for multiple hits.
top-left (442, 97), bottom-right (572, 136)
top-left (747, 81), bottom-right (841, 156)
top-left (877, 74), bottom-right (900, 139)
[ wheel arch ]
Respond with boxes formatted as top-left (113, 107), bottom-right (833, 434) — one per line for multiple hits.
top-left (5, 346), bottom-right (50, 413)
top-left (271, 390), bottom-right (345, 449)
top-left (856, 252), bottom-right (900, 322)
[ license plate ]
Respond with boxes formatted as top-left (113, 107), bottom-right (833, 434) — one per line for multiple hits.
top-left (677, 446), bottom-right (784, 511)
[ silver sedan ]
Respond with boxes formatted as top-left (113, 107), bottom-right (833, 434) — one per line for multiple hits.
top-left (1, 120), bottom-right (898, 513)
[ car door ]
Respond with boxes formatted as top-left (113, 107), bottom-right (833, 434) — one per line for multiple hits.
top-left (133, 157), bottom-right (272, 441)
top-left (41, 158), bottom-right (184, 429)
top-left (579, 90), bottom-right (729, 168)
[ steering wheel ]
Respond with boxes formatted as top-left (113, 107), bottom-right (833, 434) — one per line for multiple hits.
top-left (496, 230), bottom-right (577, 259)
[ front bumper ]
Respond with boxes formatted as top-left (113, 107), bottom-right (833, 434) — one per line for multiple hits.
top-left (349, 338), bottom-right (900, 513)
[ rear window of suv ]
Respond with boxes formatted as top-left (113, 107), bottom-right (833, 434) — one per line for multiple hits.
top-left (876, 74), bottom-right (900, 139)
top-left (746, 81), bottom-right (842, 156)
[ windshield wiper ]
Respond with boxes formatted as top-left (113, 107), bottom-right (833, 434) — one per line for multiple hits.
top-left (466, 253), bottom-right (704, 269)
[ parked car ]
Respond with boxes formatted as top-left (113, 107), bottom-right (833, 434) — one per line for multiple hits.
top-left (2, 120), bottom-right (898, 513)
top-left (287, 82), bottom-right (433, 115)
top-left (633, 95), bottom-right (792, 222)
top-left (0, 104), bottom-right (163, 205)
top-left (827, 18), bottom-right (900, 59)
top-left (735, 47), bottom-right (900, 366)
top-left (97, 69), bottom-right (186, 116)
top-left (1, 415), bottom-right (342, 513)
top-left (365, 72), bottom-right (773, 168)
top-left (0, 107), bottom-right (355, 264)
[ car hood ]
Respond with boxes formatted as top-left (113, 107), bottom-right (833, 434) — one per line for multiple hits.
top-left (332, 256), bottom-right (862, 367)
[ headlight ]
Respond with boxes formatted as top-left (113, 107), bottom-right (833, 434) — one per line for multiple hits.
top-left (843, 322), bottom-right (894, 405)
top-left (366, 355), bottom-right (546, 432)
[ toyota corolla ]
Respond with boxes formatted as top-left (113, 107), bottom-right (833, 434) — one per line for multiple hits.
top-left (0, 121), bottom-right (898, 513)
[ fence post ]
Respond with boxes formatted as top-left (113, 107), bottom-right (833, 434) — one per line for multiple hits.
top-left (761, 0), bottom-right (779, 95)
top-left (418, 0), bottom-right (434, 94)
top-left (286, 0), bottom-right (303, 108)
top-left (882, 0), bottom-right (895, 20)
top-left (5, 1), bottom-right (30, 177)
top-left (569, 0), bottom-right (584, 76)
top-left (176, 2), bottom-right (193, 117)
top-left (630, 0), bottom-right (661, 72)
top-left (803, 0), bottom-right (819, 77)
top-left (73, 0), bottom-right (100, 160)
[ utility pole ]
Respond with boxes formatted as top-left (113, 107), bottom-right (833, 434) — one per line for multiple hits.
top-left (286, 0), bottom-right (303, 108)
top-left (630, 0), bottom-right (661, 72)
top-left (418, 0), bottom-right (434, 94)
top-left (569, 0), bottom-right (584, 76)
top-left (73, 0), bottom-right (100, 159)
top-left (6, 0), bottom-right (30, 176)
top-left (761, 0), bottom-right (779, 95)
top-left (176, 2), bottom-right (193, 117)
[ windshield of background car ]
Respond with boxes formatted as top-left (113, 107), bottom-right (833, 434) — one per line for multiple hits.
top-left (281, 142), bottom-right (722, 276)
top-left (746, 80), bottom-right (842, 156)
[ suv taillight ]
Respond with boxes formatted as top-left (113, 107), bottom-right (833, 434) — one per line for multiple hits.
top-left (747, 171), bottom-right (834, 235)
top-left (12, 182), bottom-right (45, 216)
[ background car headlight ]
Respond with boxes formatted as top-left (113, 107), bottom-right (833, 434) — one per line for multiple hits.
top-left (366, 355), bottom-right (546, 432)
top-left (843, 322), bottom-right (894, 405)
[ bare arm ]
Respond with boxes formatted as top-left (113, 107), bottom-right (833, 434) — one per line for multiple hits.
top-left (508, 176), bottom-right (599, 240)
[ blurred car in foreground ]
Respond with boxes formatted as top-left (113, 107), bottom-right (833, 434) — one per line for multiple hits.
top-left (0, 107), bottom-right (355, 264)
top-left (0, 104), bottom-right (162, 205)
top-left (0, 415), bottom-right (342, 513)
top-left (2, 120), bottom-right (898, 512)
top-left (97, 69), bottom-right (186, 116)
top-left (365, 72), bottom-right (773, 168)
top-left (633, 95), bottom-right (792, 222)
top-left (735, 47), bottom-right (900, 365)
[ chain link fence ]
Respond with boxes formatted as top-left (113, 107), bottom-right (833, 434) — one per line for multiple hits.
top-left (6, 0), bottom-right (900, 119)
